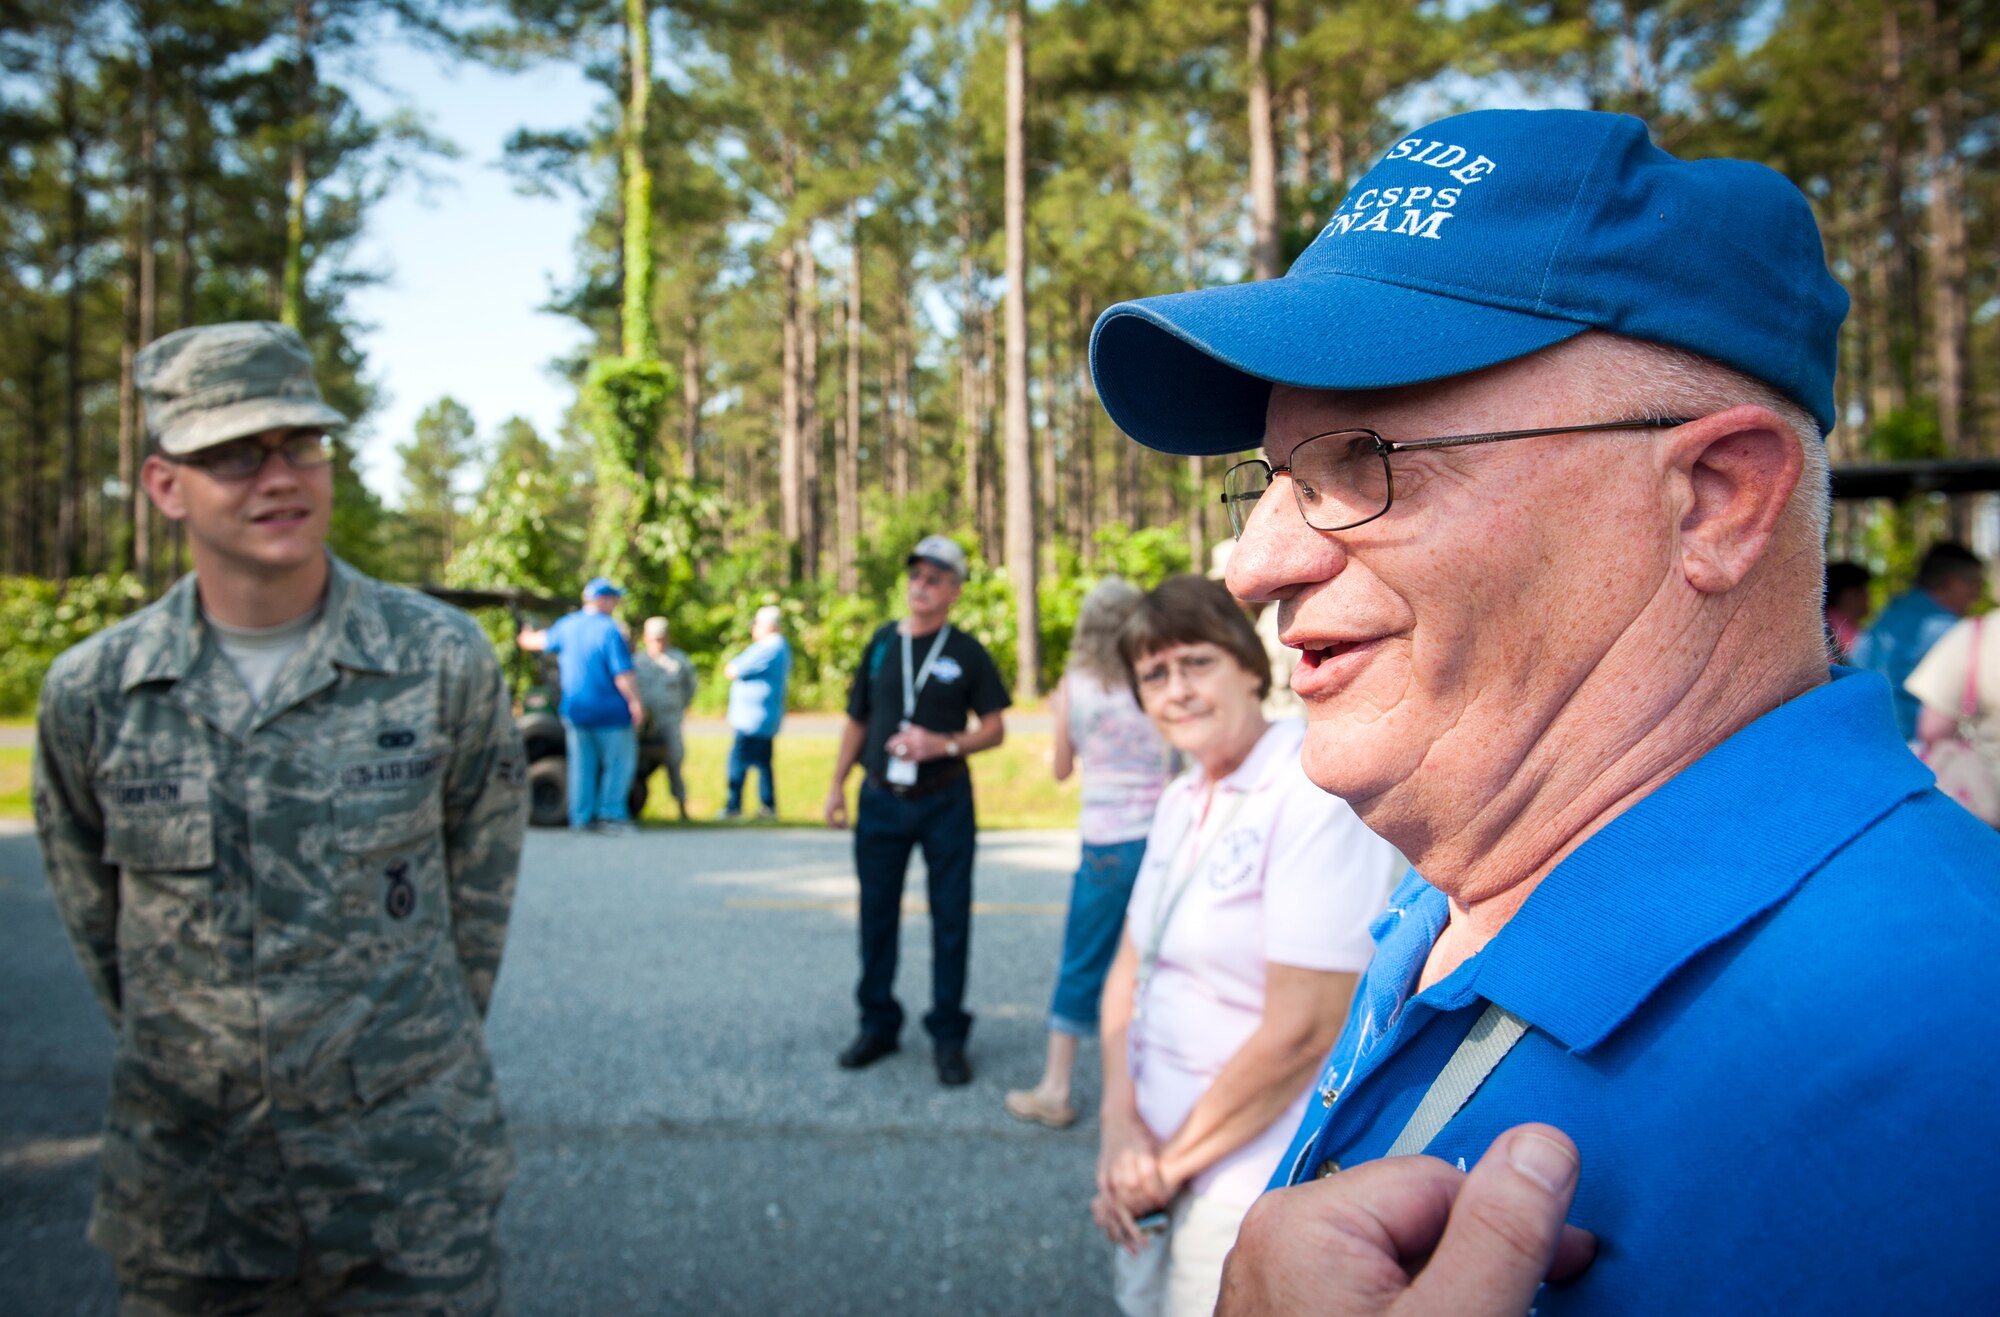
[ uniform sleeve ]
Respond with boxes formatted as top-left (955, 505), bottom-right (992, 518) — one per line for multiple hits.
top-left (732, 638), bottom-right (778, 679)
top-left (440, 635), bottom-right (528, 1017)
top-left (607, 626), bottom-right (634, 677)
top-left (31, 664), bottom-right (122, 1025)
top-left (1906, 618), bottom-right (1976, 715)
top-left (967, 638), bottom-right (1012, 717)
top-left (543, 614), bottom-right (568, 654)
top-left (678, 651), bottom-right (698, 706)
top-left (1261, 770), bottom-right (1401, 973)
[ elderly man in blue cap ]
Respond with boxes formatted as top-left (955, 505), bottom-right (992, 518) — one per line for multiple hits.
top-left (1091, 109), bottom-right (2000, 1314)
top-left (519, 578), bottom-right (646, 834)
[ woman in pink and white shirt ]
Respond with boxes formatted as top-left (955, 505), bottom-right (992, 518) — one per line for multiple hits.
top-left (1092, 575), bottom-right (1402, 1317)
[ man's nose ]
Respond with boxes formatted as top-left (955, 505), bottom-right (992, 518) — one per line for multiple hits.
top-left (1225, 474), bottom-right (1342, 603)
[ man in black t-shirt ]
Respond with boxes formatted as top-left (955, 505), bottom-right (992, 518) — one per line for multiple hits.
top-left (824, 535), bottom-right (1012, 1086)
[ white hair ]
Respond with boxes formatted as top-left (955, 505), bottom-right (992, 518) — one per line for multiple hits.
top-left (1559, 333), bottom-right (1830, 550)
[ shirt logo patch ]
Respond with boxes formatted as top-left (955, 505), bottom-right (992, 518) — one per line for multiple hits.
top-left (1205, 827), bottom-right (1263, 891)
top-left (930, 656), bottom-right (964, 683)
top-left (340, 753), bottom-right (444, 792)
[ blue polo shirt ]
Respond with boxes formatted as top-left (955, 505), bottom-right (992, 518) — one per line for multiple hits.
top-left (1850, 588), bottom-right (1960, 740)
top-left (1272, 669), bottom-right (2000, 1312)
top-left (544, 610), bottom-right (634, 728)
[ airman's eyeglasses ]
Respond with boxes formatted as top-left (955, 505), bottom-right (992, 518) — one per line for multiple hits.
top-left (169, 430), bottom-right (332, 482)
top-left (1220, 417), bottom-right (1694, 538)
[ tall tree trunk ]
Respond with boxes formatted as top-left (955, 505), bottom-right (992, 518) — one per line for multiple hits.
top-left (1920, 0), bottom-right (1970, 454)
top-left (1323, 98), bottom-right (1347, 195)
top-left (1873, 2), bottom-right (1916, 420)
top-left (1290, 84), bottom-right (1314, 228)
top-left (125, 26), bottom-right (163, 581)
top-left (1073, 290), bottom-right (1097, 563)
top-left (839, 204), bottom-right (862, 592)
top-left (779, 237), bottom-right (803, 573)
top-left (980, 310), bottom-right (1000, 564)
top-left (891, 283), bottom-right (913, 499)
top-left (281, 0), bottom-right (314, 327)
top-left (622, 0), bottom-right (657, 361)
top-left (56, 55), bottom-right (84, 579)
top-left (1247, 0), bottom-right (1280, 281)
top-left (1003, 0), bottom-right (1038, 698)
top-left (957, 182), bottom-right (980, 527)
top-left (799, 238), bottom-right (821, 579)
top-left (1038, 293), bottom-right (1061, 581)
top-left (681, 308), bottom-right (701, 481)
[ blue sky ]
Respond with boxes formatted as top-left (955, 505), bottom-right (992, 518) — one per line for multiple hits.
top-left (344, 37), bottom-right (602, 503)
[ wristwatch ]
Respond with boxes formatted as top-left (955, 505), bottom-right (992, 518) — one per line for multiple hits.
top-left (946, 738), bottom-right (961, 758)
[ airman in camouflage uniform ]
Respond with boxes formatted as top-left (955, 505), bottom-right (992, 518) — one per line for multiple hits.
top-left (31, 321), bottom-right (528, 1316)
top-left (633, 616), bottom-right (697, 820)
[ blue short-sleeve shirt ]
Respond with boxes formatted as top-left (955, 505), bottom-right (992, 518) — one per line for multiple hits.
top-left (545, 611), bottom-right (634, 728)
top-left (1273, 669), bottom-right (2000, 1312)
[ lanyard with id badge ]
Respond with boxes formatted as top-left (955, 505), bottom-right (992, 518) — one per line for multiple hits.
top-left (887, 624), bottom-right (952, 786)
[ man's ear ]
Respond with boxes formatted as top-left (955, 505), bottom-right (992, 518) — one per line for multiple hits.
top-left (1665, 405), bottom-right (1804, 595)
top-left (139, 453), bottom-right (189, 522)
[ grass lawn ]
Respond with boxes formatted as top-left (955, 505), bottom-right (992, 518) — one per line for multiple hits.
top-left (642, 729), bottom-right (1080, 830)
top-left (0, 747), bottom-right (29, 819)
top-left (0, 735), bottom-right (1083, 830)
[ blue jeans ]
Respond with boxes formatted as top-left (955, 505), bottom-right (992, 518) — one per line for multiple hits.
top-left (1048, 838), bottom-right (1148, 1035)
top-left (726, 733), bottom-right (775, 813)
top-left (853, 775), bottom-right (977, 1047)
top-left (565, 721), bottom-right (637, 828)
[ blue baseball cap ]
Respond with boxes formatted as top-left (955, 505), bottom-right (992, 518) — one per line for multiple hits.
top-left (1090, 109), bottom-right (1849, 456)
top-left (583, 577), bottom-right (624, 599)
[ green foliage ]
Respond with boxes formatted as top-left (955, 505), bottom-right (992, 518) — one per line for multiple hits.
top-left (397, 395), bottom-right (478, 578)
top-left (0, 574), bottom-right (150, 715)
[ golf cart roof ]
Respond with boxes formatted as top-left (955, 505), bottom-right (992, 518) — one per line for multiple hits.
top-left (417, 584), bottom-right (571, 614)
top-left (1831, 460), bottom-right (2000, 501)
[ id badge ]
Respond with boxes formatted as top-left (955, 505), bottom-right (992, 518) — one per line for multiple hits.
top-left (886, 756), bottom-right (919, 786)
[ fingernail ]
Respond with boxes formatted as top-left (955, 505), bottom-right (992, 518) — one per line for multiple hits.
top-left (1508, 1131), bottom-right (1578, 1194)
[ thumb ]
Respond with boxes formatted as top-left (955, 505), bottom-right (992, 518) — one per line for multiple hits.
top-left (1398, 1124), bottom-right (1592, 1317)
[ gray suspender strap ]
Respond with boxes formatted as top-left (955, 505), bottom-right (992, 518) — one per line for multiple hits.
top-left (1383, 1001), bottom-right (1530, 1158)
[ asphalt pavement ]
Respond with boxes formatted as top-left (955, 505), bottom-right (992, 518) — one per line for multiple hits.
top-left (0, 820), bottom-right (1119, 1316)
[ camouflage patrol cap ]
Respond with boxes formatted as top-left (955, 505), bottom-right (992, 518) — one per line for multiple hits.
top-left (136, 321), bottom-right (348, 455)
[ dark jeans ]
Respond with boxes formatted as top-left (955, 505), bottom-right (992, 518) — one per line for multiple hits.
top-left (725, 733), bottom-right (775, 813)
top-left (853, 774), bottom-right (976, 1048)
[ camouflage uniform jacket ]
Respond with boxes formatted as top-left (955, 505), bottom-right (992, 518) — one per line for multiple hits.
top-left (631, 647), bottom-right (697, 727)
top-left (32, 555), bottom-right (528, 1278)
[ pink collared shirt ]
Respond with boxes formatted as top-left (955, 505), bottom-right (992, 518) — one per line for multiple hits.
top-left (1126, 717), bottom-right (1403, 1204)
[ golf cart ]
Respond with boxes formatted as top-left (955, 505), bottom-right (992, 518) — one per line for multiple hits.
top-left (418, 585), bottom-right (668, 828)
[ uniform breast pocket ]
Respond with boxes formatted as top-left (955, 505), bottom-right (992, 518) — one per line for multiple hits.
top-left (333, 748), bottom-right (448, 929)
top-left (94, 771), bottom-right (216, 873)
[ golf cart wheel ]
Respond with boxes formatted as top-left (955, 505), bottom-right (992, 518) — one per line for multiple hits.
top-left (527, 758), bottom-right (568, 828)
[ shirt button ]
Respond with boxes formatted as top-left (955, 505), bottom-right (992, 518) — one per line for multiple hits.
top-left (1316, 1159), bottom-right (1341, 1179)
top-left (1320, 1085), bottom-right (1339, 1108)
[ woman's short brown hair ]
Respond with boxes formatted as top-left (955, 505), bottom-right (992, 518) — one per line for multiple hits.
top-left (1118, 574), bottom-right (1270, 702)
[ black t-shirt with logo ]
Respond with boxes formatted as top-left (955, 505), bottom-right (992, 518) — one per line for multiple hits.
top-left (847, 620), bottom-right (1011, 788)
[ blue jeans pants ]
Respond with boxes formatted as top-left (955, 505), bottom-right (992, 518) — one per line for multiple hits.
top-left (1048, 837), bottom-right (1149, 1036)
top-left (726, 733), bottom-right (776, 813)
top-left (565, 721), bottom-right (637, 828)
top-left (853, 775), bottom-right (977, 1048)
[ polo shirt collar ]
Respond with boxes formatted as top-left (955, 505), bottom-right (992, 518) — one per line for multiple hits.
top-left (1192, 716), bottom-right (1304, 798)
top-left (1455, 670), bottom-right (1932, 1054)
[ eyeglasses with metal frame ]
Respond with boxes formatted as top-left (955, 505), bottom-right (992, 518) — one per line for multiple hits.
top-left (167, 429), bottom-right (333, 482)
top-left (1220, 417), bottom-right (1695, 538)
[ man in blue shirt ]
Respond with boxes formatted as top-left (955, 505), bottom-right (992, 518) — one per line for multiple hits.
top-left (1848, 541), bottom-right (1983, 741)
top-left (1089, 108), bottom-right (2000, 1312)
top-left (722, 604), bottom-right (792, 819)
top-left (519, 578), bottom-right (644, 833)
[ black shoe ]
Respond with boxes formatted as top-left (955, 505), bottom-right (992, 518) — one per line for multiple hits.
top-left (935, 1047), bottom-right (972, 1087)
top-left (837, 1033), bottom-right (899, 1069)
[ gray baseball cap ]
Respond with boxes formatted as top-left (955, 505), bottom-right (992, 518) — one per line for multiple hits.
top-left (907, 534), bottom-right (969, 581)
top-left (136, 321), bottom-right (348, 456)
